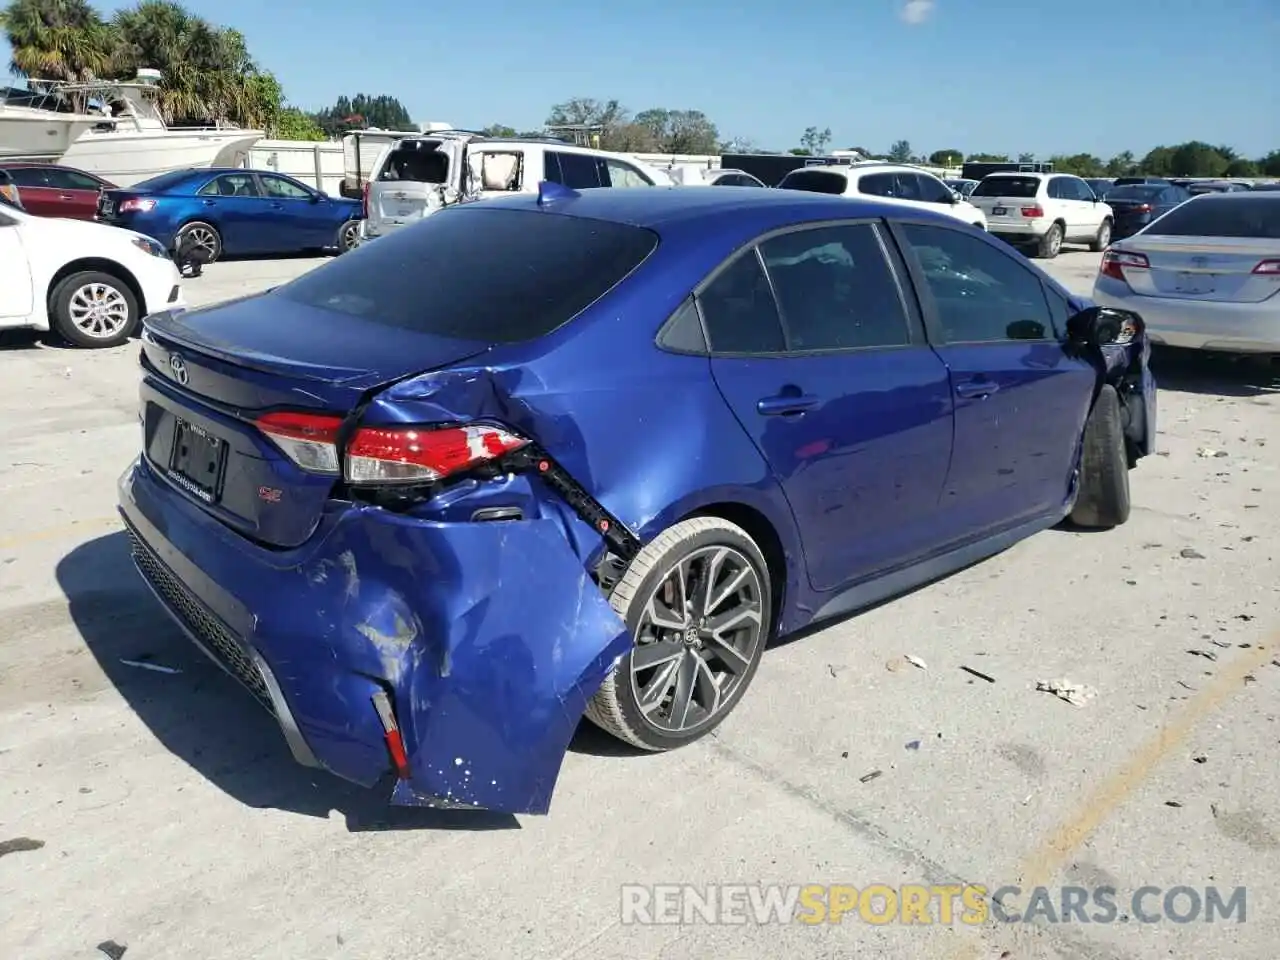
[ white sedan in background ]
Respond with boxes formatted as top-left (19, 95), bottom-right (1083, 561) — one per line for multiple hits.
top-left (1092, 192), bottom-right (1280, 354)
top-left (0, 201), bottom-right (183, 348)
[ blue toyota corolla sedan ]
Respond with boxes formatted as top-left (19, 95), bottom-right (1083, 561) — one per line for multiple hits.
top-left (98, 167), bottom-right (363, 262)
top-left (118, 184), bottom-right (1156, 815)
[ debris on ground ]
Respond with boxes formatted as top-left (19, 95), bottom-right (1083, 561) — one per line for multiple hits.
top-left (859, 770), bottom-right (883, 784)
top-left (885, 657), bottom-right (905, 672)
top-left (1193, 755), bottom-right (1208, 764)
top-left (119, 658), bottom-right (181, 675)
top-left (827, 664), bottom-right (838, 678)
top-left (97, 941), bottom-right (127, 960)
top-left (1035, 679), bottom-right (1097, 707)
top-left (1165, 801), bottom-right (1183, 808)
top-left (1188, 649), bottom-right (1218, 662)
top-left (841, 751), bottom-right (849, 759)
top-left (0, 837), bottom-right (44, 858)
top-left (905, 740), bottom-right (921, 751)
top-left (961, 666), bottom-right (996, 683)
top-left (1197, 448), bottom-right (1228, 458)
top-left (1211, 639), bottom-right (1232, 648)
top-left (1180, 548), bottom-right (1206, 559)
top-left (904, 654), bottom-right (927, 670)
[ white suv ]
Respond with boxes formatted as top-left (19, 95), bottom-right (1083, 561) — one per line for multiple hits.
top-left (362, 132), bottom-right (670, 239)
top-left (775, 163), bottom-right (988, 231)
top-left (968, 172), bottom-right (1114, 259)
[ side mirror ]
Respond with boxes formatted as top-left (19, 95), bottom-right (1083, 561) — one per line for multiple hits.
top-left (1067, 305), bottom-right (1142, 347)
top-left (309, 192), bottom-right (323, 203)
top-left (949, 192), bottom-right (962, 204)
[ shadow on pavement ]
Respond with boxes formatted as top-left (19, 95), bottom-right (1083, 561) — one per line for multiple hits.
top-left (56, 532), bottom-right (518, 832)
top-left (1151, 346), bottom-right (1280, 398)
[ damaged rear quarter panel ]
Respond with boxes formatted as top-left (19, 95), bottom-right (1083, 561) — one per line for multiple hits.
top-left (301, 507), bottom-right (632, 814)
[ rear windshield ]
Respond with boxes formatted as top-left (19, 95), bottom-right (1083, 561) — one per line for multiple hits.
top-left (1106, 185), bottom-right (1162, 200)
top-left (777, 169), bottom-right (848, 195)
top-left (1144, 196), bottom-right (1280, 239)
top-left (130, 169), bottom-right (196, 192)
top-left (377, 142), bottom-right (449, 184)
top-left (1114, 177), bottom-right (1166, 186)
top-left (972, 176), bottom-right (1040, 198)
top-left (273, 207), bottom-right (659, 342)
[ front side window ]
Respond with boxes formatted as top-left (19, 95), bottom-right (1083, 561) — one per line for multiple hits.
top-left (604, 159), bottom-right (652, 188)
top-left (858, 172), bottom-right (897, 198)
top-left (900, 223), bottom-right (1054, 343)
top-left (47, 168), bottom-right (102, 191)
top-left (759, 224), bottom-right (912, 351)
top-left (259, 175), bottom-right (311, 199)
top-left (914, 173), bottom-right (953, 204)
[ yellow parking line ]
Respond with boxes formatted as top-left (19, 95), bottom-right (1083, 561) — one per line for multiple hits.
top-left (0, 516), bottom-right (121, 551)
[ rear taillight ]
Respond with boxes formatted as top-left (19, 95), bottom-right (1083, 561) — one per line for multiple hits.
top-left (1134, 203), bottom-right (1152, 214)
top-left (119, 198), bottom-right (156, 213)
top-left (361, 181), bottom-right (370, 219)
top-left (1100, 249), bottom-right (1150, 281)
top-left (1021, 205), bottom-right (1044, 218)
top-left (345, 424), bottom-right (529, 485)
top-left (1252, 259), bottom-right (1280, 275)
top-left (254, 411), bottom-right (343, 474)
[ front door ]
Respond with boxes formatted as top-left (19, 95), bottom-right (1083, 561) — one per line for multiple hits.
top-left (256, 173), bottom-right (326, 250)
top-left (893, 220), bottom-right (1097, 538)
top-left (704, 221), bottom-right (955, 593)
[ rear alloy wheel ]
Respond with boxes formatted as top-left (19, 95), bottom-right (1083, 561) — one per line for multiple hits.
top-left (1069, 384), bottom-right (1131, 528)
top-left (175, 221), bottom-right (222, 264)
top-left (337, 218), bottom-right (361, 253)
top-left (1036, 222), bottom-right (1064, 259)
top-left (50, 270), bottom-right (139, 348)
top-left (585, 517), bottom-right (772, 751)
top-left (1090, 218), bottom-right (1113, 252)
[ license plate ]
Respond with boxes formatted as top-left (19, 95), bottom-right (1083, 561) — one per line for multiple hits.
top-left (992, 206), bottom-right (1008, 216)
top-left (395, 205), bottom-right (417, 217)
top-left (169, 418), bottom-right (226, 502)
top-left (100, 200), bottom-right (113, 214)
top-left (1174, 271), bottom-right (1214, 295)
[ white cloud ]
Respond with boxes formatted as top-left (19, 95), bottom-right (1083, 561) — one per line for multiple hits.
top-left (900, 0), bottom-right (935, 24)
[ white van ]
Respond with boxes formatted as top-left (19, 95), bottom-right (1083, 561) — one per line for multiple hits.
top-left (362, 132), bottom-right (671, 239)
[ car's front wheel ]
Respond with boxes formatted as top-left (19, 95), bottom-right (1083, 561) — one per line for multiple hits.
top-left (585, 516), bottom-right (772, 751)
top-left (1069, 384), bottom-right (1131, 528)
top-left (49, 270), bottom-right (139, 348)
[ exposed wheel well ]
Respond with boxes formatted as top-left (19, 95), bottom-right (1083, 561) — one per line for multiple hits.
top-left (687, 501), bottom-right (787, 636)
top-left (47, 258), bottom-right (146, 317)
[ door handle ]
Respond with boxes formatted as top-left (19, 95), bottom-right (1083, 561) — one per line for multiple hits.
top-left (202, 199), bottom-right (216, 206)
top-left (59, 194), bottom-right (74, 200)
top-left (270, 202), bottom-right (283, 209)
top-left (757, 394), bottom-right (820, 417)
top-left (956, 379), bottom-right (1000, 399)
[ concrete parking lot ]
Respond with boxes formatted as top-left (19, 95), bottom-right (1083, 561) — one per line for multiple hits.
top-left (2, 250), bottom-right (1278, 960)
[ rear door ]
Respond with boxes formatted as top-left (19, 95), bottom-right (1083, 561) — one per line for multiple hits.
top-left (890, 220), bottom-right (1096, 536)
top-left (194, 172), bottom-right (267, 253)
top-left (43, 167), bottom-right (106, 220)
top-left (704, 220), bottom-right (955, 592)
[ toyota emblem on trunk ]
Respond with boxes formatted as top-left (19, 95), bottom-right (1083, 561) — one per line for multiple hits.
top-left (169, 354), bottom-right (189, 385)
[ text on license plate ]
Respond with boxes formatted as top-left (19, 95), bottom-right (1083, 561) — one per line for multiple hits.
top-left (169, 418), bottom-right (226, 502)
top-left (1174, 271), bottom-right (1215, 294)
top-left (992, 206), bottom-right (1008, 216)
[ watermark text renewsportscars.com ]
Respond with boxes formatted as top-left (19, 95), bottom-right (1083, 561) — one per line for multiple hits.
top-left (620, 884), bottom-right (1247, 925)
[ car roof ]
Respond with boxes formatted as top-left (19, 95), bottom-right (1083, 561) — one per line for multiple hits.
top-left (472, 184), bottom-right (965, 232)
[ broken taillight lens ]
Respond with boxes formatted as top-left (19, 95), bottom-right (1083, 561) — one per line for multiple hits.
top-left (254, 411), bottom-right (343, 474)
top-left (344, 424), bottom-right (529, 486)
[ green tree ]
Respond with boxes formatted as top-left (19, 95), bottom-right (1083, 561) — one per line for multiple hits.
top-left (888, 139), bottom-right (912, 162)
top-left (314, 94), bottom-right (412, 135)
top-left (1258, 150), bottom-right (1280, 177)
top-left (799, 125), bottom-right (831, 155)
top-left (1017, 152), bottom-right (1035, 163)
top-left (1105, 151), bottom-right (1136, 176)
top-left (0, 0), bottom-right (117, 80)
top-left (1138, 146), bottom-right (1175, 176)
top-left (1223, 158), bottom-right (1259, 177)
top-left (929, 148), bottom-right (962, 166)
top-left (272, 105), bottom-right (324, 141)
top-left (966, 152), bottom-right (1008, 163)
top-left (1048, 153), bottom-right (1104, 177)
top-left (788, 147), bottom-right (810, 155)
top-left (1168, 141), bottom-right (1229, 177)
top-left (482, 124), bottom-right (517, 138)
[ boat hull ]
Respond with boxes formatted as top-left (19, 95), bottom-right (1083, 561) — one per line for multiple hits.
top-left (60, 130), bottom-right (264, 186)
top-left (0, 113), bottom-right (101, 157)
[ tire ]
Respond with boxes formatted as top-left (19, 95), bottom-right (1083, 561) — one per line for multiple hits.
top-left (174, 221), bottom-right (222, 264)
top-left (1090, 218), bottom-right (1113, 252)
top-left (585, 516), bottom-right (773, 751)
top-left (49, 270), bottom-right (139, 348)
top-left (1069, 384), bottom-right (1131, 529)
top-left (1035, 222), bottom-right (1064, 259)
top-left (336, 218), bottom-right (361, 253)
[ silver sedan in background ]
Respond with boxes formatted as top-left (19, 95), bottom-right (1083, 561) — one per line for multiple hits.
top-left (1092, 192), bottom-right (1280, 354)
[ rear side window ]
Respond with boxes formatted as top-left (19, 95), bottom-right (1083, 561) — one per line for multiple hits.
top-left (1143, 196), bottom-right (1280, 239)
top-left (546, 151), bottom-right (605, 188)
top-left (760, 224), bottom-right (911, 351)
top-left (697, 253), bottom-right (786, 354)
top-left (777, 169), bottom-right (848, 195)
top-left (274, 208), bottom-right (659, 343)
top-left (972, 177), bottom-right (1041, 199)
top-left (5, 166), bottom-right (50, 186)
top-left (1107, 185), bottom-right (1161, 201)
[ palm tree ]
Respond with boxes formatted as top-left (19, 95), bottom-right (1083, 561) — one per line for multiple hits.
top-left (1, 0), bottom-right (117, 80)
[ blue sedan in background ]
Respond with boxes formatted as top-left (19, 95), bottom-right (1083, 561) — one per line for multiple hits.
top-left (98, 167), bottom-right (363, 262)
top-left (118, 185), bottom-right (1155, 815)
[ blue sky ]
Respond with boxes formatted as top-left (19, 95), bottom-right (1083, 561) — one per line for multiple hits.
top-left (4, 0), bottom-right (1279, 158)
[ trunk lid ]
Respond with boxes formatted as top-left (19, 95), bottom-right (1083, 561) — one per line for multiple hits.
top-left (139, 295), bottom-right (491, 548)
top-left (1118, 236), bottom-right (1280, 303)
top-left (365, 138), bottom-right (466, 236)
top-left (969, 178), bottom-right (1045, 226)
